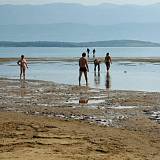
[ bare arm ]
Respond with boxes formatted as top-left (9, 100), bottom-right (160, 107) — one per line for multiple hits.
top-left (17, 60), bottom-right (20, 65)
top-left (86, 59), bottom-right (89, 71)
top-left (105, 57), bottom-right (107, 63)
top-left (24, 59), bottom-right (28, 68)
top-left (25, 62), bottom-right (28, 68)
top-left (110, 57), bottom-right (112, 64)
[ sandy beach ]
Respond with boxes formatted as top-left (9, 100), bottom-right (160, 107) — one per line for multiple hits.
top-left (1, 56), bottom-right (160, 63)
top-left (0, 77), bottom-right (160, 160)
top-left (1, 1), bottom-right (160, 159)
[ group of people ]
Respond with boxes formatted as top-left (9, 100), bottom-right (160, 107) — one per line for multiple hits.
top-left (79, 52), bottom-right (112, 86)
top-left (87, 48), bottom-right (96, 58)
top-left (17, 51), bottom-right (112, 86)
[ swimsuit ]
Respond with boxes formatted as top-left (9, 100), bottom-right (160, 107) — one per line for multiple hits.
top-left (80, 67), bottom-right (87, 72)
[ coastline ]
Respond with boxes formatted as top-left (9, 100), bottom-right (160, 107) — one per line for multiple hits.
top-left (1, 56), bottom-right (160, 63)
top-left (1, 56), bottom-right (160, 92)
top-left (0, 77), bottom-right (160, 159)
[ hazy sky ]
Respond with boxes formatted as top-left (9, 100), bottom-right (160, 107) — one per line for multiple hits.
top-left (1, 0), bottom-right (160, 5)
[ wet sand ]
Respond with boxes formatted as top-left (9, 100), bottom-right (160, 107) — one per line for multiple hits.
top-left (0, 78), bottom-right (160, 160)
top-left (1, 56), bottom-right (160, 63)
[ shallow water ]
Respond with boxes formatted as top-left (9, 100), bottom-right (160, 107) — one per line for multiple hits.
top-left (1, 47), bottom-right (160, 58)
top-left (1, 46), bottom-right (160, 92)
top-left (1, 60), bottom-right (160, 92)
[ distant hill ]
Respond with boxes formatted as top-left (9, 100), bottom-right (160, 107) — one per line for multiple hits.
top-left (1, 23), bottom-right (160, 42)
top-left (1, 3), bottom-right (160, 25)
top-left (1, 3), bottom-right (160, 42)
top-left (0, 40), bottom-right (160, 47)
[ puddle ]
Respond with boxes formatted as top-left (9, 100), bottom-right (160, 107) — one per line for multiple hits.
top-left (108, 105), bottom-right (138, 109)
top-left (65, 100), bottom-right (79, 104)
top-left (79, 98), bottom-right (88, 104)
top-left (65, 99), bottom-right (105, 105)
top-left (89, 89), bottom-right (100, 93)
top-left (37, 104), bottom-right (51, 107)
top-left (55, 114), bottom-right (114, 126)
top-left (90, 96), bottom-right (107, 99)
top-left (88, 99), bottom-right (105, 104)
top-left (144, 110), bottom-right (160, 123)
top-left (118, 62), bottom-right (137, 66)
top-left (25, 110), bottom-right (128, 127)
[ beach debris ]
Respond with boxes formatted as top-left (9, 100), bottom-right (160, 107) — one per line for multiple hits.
top-left (108, 105), bottom-right (138, 109)
top-left (79, 98), bottom-right (88, 104)
top-left (1, 78), bottom-right (160, 129)
top-left (149, 111), bottom-right (160, 123)
top-left (65, 98), bottom-right (105, 107)
top-left (143, 109), bottom-right (160, 123)
top-left (22, 110), bottom-right (127, 127)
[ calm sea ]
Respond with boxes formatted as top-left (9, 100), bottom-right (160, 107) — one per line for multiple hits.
top-left (1, 47), bottom-right (160, 92)
top-left (0, 47), bottom-right (160, 58)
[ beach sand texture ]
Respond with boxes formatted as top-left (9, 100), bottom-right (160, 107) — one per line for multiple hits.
top-left (0, 78), bottom-right (160, 160)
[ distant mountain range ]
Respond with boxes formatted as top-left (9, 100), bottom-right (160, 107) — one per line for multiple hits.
top-left (1, 3), bottom-right (160, 42)
top-left (0, 40), bottom-right (160, 47)
top-left (1, 3), bottom-right (160, 25)
top-left (1, 23), bottom-right (160, 42)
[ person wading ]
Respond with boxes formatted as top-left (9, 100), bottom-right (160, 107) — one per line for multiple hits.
top-left (79, 52), bottom-right (89, 86)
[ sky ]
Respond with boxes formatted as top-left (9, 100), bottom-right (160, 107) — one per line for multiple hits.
top-left (1, 0), bottom-right (160, 5)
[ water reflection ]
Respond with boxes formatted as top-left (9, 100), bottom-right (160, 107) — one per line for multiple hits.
top-left (1, 60), bottom-right (160, 92)
top-left (94, 71), bottom-right (100, 87)
top-left (79, 98), bottom-right (88, 104)
top-left (20, 80), bottom-right (26, 97)
top-left (79, 90), bottom-right (89, 104)
top-left (105, 71), bottom-right (111, 97)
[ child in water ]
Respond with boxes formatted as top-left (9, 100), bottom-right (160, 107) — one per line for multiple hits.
top-left (17, 55), bottom-right (28, 80)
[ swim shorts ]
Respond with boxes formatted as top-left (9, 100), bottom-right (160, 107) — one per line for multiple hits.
top-left (80, 67), bottom-right (87, 72)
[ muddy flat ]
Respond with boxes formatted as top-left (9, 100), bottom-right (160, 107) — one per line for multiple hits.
top-left (0, 78), bottom-right (160, 160)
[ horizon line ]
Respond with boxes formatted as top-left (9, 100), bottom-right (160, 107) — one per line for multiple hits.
top-left (0, 39), bottom-right (159, 44)
top-left (0, 2), bottom-right (160, 7)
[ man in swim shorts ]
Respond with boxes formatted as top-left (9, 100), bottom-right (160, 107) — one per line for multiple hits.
top-left (17, 54), bottom-right (28, 80)
top-left (105, 52), bottom-right (112, 71)
top-left (79, 52), bottom-right (89, 86)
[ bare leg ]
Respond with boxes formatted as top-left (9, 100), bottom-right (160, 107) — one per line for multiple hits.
top-left (84, 71), bottom-right (88, 86)
top-left (94, 63), bottom-right (96, 71)
top-left (22, 68), bottom-right (26, 80)
top-left (79, 71), bottom-right (82, 86)
top-left (98, 63), bottom-right (100, 72)
top-left (98, 71), bottom-right (100, 77)
top-left (20, 67), bottom-right (22, 80)
top-left (107, 63), bottom-right (110, 71)
top-left (23, 73), bottom-right (25, 80)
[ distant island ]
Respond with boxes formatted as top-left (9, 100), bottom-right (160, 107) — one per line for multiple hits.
top-left (0, 40), bottom-right (160, 47)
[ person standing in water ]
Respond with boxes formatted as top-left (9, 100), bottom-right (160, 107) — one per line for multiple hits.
top-left (17, 55), bottom-right (28, 80)
top-left (79, 52), bottom-right (89, 86)
top-left (105, 52), bottom-right (112, 71)
top-left (87, 48), bottom-right (90, 58)
top-left (93, 48), bottom-right (96, 58)
top-left (94, 58), bottom-right (100, 72)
